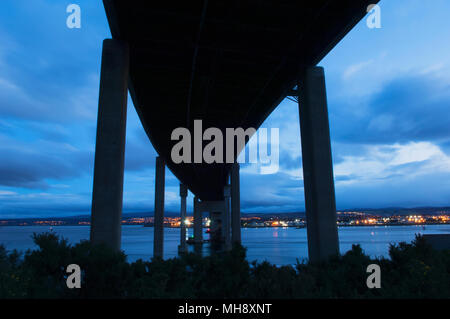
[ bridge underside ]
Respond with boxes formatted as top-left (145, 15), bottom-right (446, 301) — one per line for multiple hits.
top-left (103, 0), bottom-right (376, 201)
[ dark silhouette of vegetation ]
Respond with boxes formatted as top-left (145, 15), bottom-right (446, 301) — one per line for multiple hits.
top-left (0, 233), bottom-right (449, 298)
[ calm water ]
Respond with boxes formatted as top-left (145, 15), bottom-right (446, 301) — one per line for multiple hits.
top-left (1, 225), bottom-right (449, 265)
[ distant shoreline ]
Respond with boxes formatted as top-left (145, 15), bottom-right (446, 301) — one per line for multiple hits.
top-left (1, 223), bottom-right (449, 228)
top-left (1, 207), bottom-right (449, 228)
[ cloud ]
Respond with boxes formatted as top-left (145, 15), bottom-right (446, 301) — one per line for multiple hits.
top-left (0, 70), bottom-right (99, 122)
top-left (330, 72), bottom-right (450, 145)
top-left (0, 139), bottom-right (92, 189)
top-left (334, 141), bottom-right (450, 185)
top-left (331, 141), bottom-right (450, 208)
top-left (342, 59), bottom-right (374, 79)
top-left (0, 190), bottom-right (17, 196)
top-left (240, 169), bottom-right (304, 212)
top-left (0, 0), bottom-right (109, 124)
top-left (124, 126), bottom-right (158, 171)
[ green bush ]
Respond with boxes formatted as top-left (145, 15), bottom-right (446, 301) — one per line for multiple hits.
top-left (0, 233), bottom-right (448, 299)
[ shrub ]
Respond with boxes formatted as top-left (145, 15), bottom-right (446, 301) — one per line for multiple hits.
top-left (0, 233), bottom-right (448, 298)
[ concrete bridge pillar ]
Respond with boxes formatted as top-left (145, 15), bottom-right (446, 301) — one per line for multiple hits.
top-left (298, 66), bottom-right (339, 263)
top-left (178, 184), bottom-right (188, 254)
top-left (193, 196), bottom-right (203, 244)
top-left (231, 163), bottom-right (241, 244)
top-left (153, 156), bottom-right (165, 258)
top-left (90, 39), bottom-right (129, 251)
top-left (223, 185), bottom-right (232, 251)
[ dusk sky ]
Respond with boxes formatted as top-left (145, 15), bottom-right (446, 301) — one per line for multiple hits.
top-left (1, 0), bottom-right (450, 218)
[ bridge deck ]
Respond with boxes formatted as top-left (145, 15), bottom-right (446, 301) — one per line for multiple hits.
top-left (102, 0), bottom-right (376, 201)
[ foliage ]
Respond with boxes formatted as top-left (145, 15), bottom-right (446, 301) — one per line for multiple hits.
top-left (0, 233), bottom-right (449, 298)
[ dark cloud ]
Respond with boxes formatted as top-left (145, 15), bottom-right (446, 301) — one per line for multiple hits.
top-left (330, 74), bottom-right (450, 145)
top-left (240, 171), bottom-right (304, 211)
top-left (0, 133), bottom-right (162, 189)
top-left (0, 72), bottom-right (99, 123)
top-left (124, 138), bottom-right (157, 171)
top-left (331, 142), bottom-right (369, 164)
top-left (0, 0), bottom-right (108, 124)
top-left (278, 148), bottom-right (301, 170)
top-left (0, 144), bottom-right (92, 189)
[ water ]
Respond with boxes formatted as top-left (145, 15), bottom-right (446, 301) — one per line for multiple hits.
top-left (0, 225), bottom-right (449, 265)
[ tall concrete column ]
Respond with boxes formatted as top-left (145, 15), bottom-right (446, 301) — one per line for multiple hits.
top-left (153, 156), bottom-right (165, 258)
top-left (298, 66), bottom-right (339, 263)
top-left (178, 184), bottom-right (188, 254)
top-left (193, 196), bottom-right (203, 243)
top-left (223, 185), bottom-right (231, 250)
top-left (231, 163), bottom-right (241, 244)
top-left (90, 39), bottom-right (129, 251)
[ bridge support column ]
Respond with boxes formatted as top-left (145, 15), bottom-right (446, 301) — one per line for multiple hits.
top-left (223, 185), bottom-right (231, 251)
top-left (298, 66), bottom-right (339, 263)
top-left (90, 39), bottom-right (129, 251)
top-left (231, 163), bottom-right (241, 244)
top-left (178, 184), bottom-right (188, 254)
top-left (193, 196), bottom-right (203, 244)
top-left (153, 156), bottom-right (165, 258)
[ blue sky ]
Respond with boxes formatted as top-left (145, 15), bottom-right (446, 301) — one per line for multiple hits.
top-left (1, 1), bottom-right (450, 218)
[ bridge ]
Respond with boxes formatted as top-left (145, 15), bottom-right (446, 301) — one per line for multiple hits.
top-left (90, 0), bottom-right (379, 262)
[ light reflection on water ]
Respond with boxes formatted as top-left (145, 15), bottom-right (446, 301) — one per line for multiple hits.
top-left (0, 224), bottom-right (449, 265)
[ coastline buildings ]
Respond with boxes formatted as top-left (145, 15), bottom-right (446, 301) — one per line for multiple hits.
top-left (1, 212), bottom-right (449, 227)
